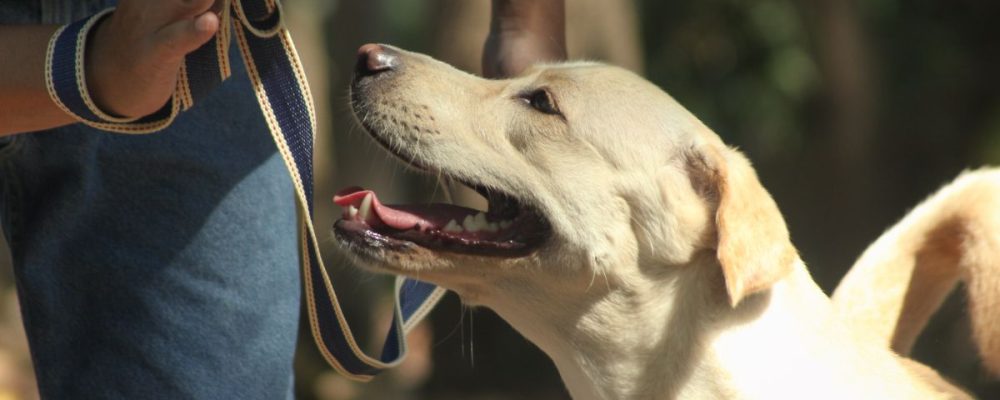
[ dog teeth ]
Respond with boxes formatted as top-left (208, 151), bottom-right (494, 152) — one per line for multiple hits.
top-left (462, 214), bottom-right (481, 232)
top-left (358, 193), bottom-right (373, 221)
top-left (347, 205), bottom-right (358, 219)
top-left (463, 213), bottom-right (493, 232)
top-left (449, 213), bottom-right (513, 234)
top-left (444, 219), bottom-right (463, 232)
top-left (474, 213), bottom-right (488, 228)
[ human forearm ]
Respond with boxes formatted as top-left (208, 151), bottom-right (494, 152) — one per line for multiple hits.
top-left (0, 25), bottom-right (75, 135)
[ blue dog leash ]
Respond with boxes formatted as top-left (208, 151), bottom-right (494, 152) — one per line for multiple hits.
top-left (45, 0), bottom-right (446, 381)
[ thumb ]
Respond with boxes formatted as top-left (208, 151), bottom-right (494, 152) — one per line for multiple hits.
top-left (153, 11), bottom-right (220, 60)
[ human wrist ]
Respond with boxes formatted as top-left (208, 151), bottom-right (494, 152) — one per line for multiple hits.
top-left (84, 12), bottom-right (133, 118)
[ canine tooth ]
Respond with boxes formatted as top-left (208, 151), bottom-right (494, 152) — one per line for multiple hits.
top-left (359, 193), bottom-right (373, 221)
top-left (348, 205), bottom-right (358, 219)
top-left (499, 220), bottom-right (512, 229)
top-left (462, 215), bottom-right (481, 232)
top-left (444, 219), bottom-right (463, 232)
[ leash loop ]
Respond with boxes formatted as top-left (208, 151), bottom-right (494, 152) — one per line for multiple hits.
top-left (232, 0), bottom-right (284, 38)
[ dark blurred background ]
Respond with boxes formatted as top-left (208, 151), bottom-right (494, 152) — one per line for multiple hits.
top-left (2, 0), bottom-right (1000, 398)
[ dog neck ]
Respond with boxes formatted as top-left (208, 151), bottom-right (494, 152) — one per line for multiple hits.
top-left (482, 256), bottom-right (929, 400)
top-left (482, 253), bottom-right (741, 399)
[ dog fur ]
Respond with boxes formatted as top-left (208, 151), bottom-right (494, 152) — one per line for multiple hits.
top-left (341, 45), bottom-right (999, 399)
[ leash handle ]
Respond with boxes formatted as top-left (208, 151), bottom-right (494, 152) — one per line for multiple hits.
top-left (44, 9), bottom-right (178, 133)
top-left (44, 0), bottom-right (446, 381)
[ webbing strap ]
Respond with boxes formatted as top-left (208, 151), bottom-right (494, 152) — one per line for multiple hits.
top-left (44, 0), bottom-right (446, 381)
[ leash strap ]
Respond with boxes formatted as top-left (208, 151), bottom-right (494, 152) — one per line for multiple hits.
top-left (44, 0), bottom-right (447, 381)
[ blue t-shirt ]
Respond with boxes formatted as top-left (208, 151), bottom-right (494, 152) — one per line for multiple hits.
top-left (0, 1), bottom-right (300, 398)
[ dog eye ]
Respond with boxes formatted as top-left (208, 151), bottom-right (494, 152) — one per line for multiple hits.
top-left (521, 89), bottom-right (561, 116)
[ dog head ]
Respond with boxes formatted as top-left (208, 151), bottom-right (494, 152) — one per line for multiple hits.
top-left (335, 44), bottom-right (796, 310)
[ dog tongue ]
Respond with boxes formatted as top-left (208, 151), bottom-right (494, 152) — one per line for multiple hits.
top-left (334, 187), bottom-right (476, 230)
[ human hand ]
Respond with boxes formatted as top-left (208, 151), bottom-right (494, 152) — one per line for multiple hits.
top-left (482, 0), bottom-right (567, 79)
top-left (86, 0), bottom-right (221, 118)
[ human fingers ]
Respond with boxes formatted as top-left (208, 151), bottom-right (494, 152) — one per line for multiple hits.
top-left (152, 10), bottom-right (220, 61)
top-left (149, 0), bottom-right (218, 21)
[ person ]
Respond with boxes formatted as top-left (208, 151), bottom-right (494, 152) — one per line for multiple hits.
top-left (0, 0), bottom-right (565, 398)
top-left (1, 1), bottom-right (299, 398)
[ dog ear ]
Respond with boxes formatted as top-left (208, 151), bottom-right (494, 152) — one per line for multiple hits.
top-left (689, 144), bottom-right (798, 307)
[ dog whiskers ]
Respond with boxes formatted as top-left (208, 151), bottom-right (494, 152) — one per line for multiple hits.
top-left (454, 300), bottom-right (477, 368)
top-left (432, 298), bottom-right (465, 348)
top-left (587, 267), bottom-right (613, 294)
top-left (469, 309), bottom-right (475, 368)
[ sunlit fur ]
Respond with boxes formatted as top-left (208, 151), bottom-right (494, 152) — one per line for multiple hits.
top-left (341, 45), bottom-right (996, 400)
top-left (834, 169), bottom-right (1000, 378)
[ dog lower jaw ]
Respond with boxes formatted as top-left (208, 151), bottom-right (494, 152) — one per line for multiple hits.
top-left (332, 222), bottom-right (444, 275)
top-left (332, 222), bottom-right (524, 292)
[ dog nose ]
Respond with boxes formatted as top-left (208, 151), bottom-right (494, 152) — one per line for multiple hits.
top-left (356, 43), bottom-right (399, 77)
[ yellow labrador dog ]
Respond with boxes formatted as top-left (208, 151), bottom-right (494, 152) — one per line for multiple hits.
top-left (334, 43), bottom-right (1000, 399)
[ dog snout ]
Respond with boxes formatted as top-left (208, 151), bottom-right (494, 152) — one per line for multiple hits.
top-left (355, 43), bottom-right (400, 78)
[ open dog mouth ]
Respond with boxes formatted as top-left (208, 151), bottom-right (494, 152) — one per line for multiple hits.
top-left (333, 183), bottom-right (550, 257)
top-left (336, 43), bottom-right (551, 258)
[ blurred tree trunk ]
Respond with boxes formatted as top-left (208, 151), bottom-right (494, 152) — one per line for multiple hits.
top-left (788, 0), bottom-right (880, 288)
top-left (806, 0), bottom-right (876, 167)
top-left (431, 0), bottom-right (644, 75)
